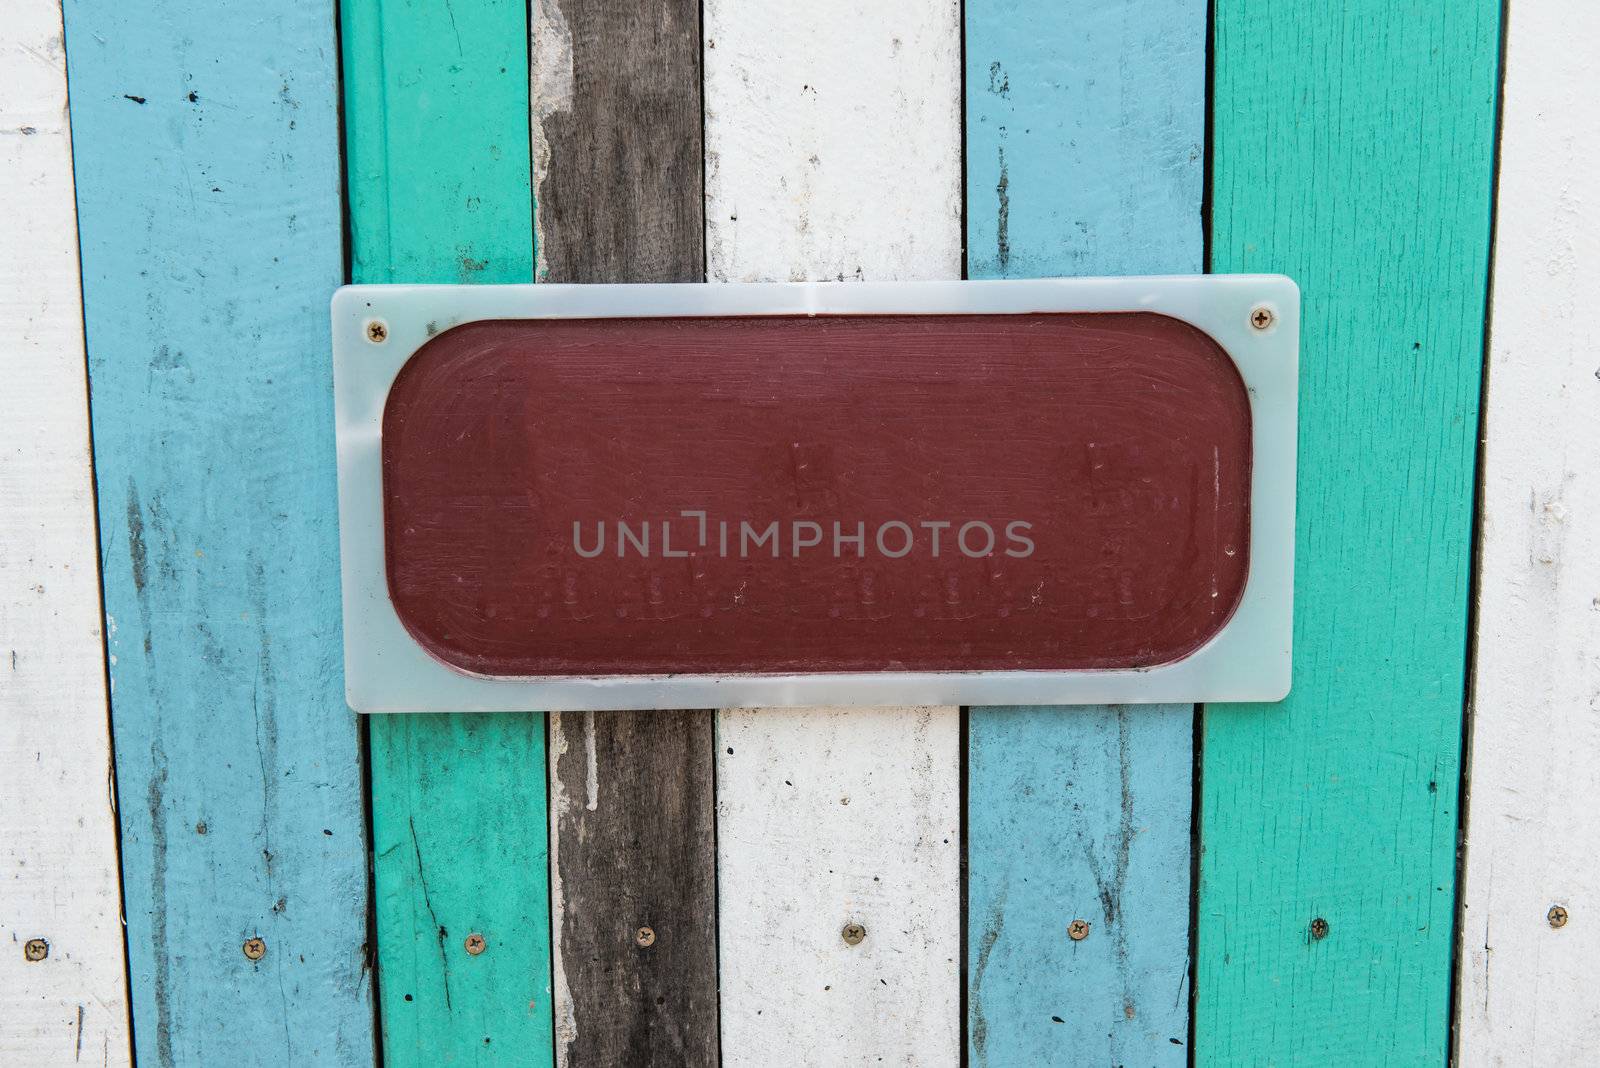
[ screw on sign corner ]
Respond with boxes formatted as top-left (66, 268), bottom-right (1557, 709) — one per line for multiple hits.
top-left (1309, 917), bottom-right (1330, 941)
top-left (1066, 919), bottom-right (1090, 941)
top-left (23, 938), bottom-right (49, 962)
top-left (1249, 304), bottom-right (1276, 332)
top-left (464, 932), bottom-right (487, 956)
top-left (841, 922), bottom-right (867, 946)
top-left (365, 319), bottom-right (389, 343)
top-left (242, 937), bottom-right (267, 961)
top-left (1549, 905), bottom-right (1570, 929)
top-left (635, 926), bottom-right (656, 948)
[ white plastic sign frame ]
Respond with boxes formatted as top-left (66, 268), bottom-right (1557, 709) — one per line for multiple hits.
top-left (333, 276), bottom-right (1298, 712)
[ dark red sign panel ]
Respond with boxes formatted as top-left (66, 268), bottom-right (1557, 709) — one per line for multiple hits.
top-left (381, 313), bottom-right (1251, 677)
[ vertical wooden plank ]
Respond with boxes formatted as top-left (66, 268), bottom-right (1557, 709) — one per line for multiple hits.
top-left (702, 2), bottom-right (963, 1063)
top-left (60, 0), bottom-right (376, 1064)
top-left (963, 1), bottom-right (1203, 1062)
top-left (530, 1), bottom-right (719, 1063)
top-left (1456, 4), bottom-right (1600, 1063)
top-left (1198, 2), bottom-right (1500, 1062)
top-left (548, 712), bottom-right (718, 1065)
top-left (340, 0), bottom-right (555, 1061)
top-left (0, 2), bottom-right (131, 1063)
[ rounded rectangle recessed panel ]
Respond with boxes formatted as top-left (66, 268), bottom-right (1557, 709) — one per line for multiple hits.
top-left (380, 312), bottom-right (1251, 678)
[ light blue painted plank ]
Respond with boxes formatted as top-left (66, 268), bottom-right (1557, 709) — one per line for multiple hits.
top-left (964, 0), bottom-right (1205, 1063)
top-left (61, 3), bottom-right (375, 1065)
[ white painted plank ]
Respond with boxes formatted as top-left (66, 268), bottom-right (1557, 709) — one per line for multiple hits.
top-left (716, 708), bottom-right (960, 1065)
top-left (0, 2), bottom-right (132, 1065)
top-left (704, 3), bottom-right (962, 1063)
top-left (1456, 4), bottom-right (1600, 1064)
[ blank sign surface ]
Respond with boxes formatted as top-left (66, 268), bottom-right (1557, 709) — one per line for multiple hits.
top-left (380, 312), bottom-right (1251, 677)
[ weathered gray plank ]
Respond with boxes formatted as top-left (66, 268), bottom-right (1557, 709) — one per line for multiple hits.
top-left (534, 0), bottom-right (718, 1063)
top-left (532, 0), bottom-right (705, 283)
top-left (550, 712), bottom-right (719, 1065)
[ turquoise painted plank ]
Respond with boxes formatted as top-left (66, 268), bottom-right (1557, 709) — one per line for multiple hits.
top-left (1198, 1), bottom-right (1499, 1062)
top-left (61, 2), bottom-right (375, 1065)
top-left (964, 0), bottom-right (1204, 1063)
top-left (341, 0), bottom-right (555, 1061)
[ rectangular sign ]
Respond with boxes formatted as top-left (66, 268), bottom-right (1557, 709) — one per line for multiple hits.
top-left (334, 278), bottom-right (1297, 711)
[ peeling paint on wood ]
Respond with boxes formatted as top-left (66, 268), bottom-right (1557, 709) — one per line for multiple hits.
top-left (1, 2), bottom-right (131, 1063)
top-left (703, 2), bottom-right (963, 1063)
top-left (1198, 1), bottom-right (1500, 1062)
top-left (530, 1), bottom-right (719, 1062)
top-left (341, 0), bottom-right (556, 1061)
top-left (531, 0), bottom-right (703, 284)
top-left (1456, 3), bottom-right (1600, 1063)
top-left (61, 0), bottom-right (375, 1062)
top-left (962, 0), bottom-right (1204, 1062)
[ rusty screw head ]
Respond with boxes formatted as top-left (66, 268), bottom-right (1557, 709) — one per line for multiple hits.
top-left (635, 926), bottom-right (656, 948)
top-left (841, 922), bottom-right (867, 946)
top-left (242, 937), bottom-right (266, 961)
top-left (1549, 905), bottom-right (1569, 929)
top-left (365, 319), bottom-right (389, 343)
top-left (1310, 917), bottom-right (1330, 941)
top-left (1067, 919), bottom-right (1090, 941)
top-left (1249, 305), bottom-right (1276, 332)
top-left (23, 938), bottom-right (49, 962)
top-left (464, 933), bottom-right (487, 955)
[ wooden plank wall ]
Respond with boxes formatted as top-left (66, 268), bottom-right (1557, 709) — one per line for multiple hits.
top-left (702, 1), bottom-right (964, 1063)
top-left (29, 2), bottom-right (1590, 1064)
top-left (1456, 2), bottom-right (1600, 1063)
top-left (340, 0), bottom-right (554, 1061)
top-left (1198, 1), bottom-right (1501, 1063)
top-left (0, 2), bottom-right (130, 1063)
top-left (59, 1), bottom-right (376, 1064)
top-left (532, 0), bottom-right (720, 1063)
top-left (962, 0), bottom-right (1203, 1060)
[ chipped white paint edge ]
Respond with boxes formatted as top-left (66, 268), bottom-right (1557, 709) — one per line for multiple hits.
top-left (546, 711), bottom-right (577, 1054)
top-left (529, 0), bottom-right (573, 283)
top-left (1456, 4), bottom-right (1600, 1064)
top-left (0, 3), bottom-right (132, 1065)
top-left (704, 2), bottom-right (963, 1062)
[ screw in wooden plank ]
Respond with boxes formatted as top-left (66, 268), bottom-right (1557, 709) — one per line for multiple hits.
top-left (242, 937), bottom-right (267, 961)
top-left (1067, 919), bottom-right (1090, 941)
top-left (841, 923), bottom-right (867, 946)
top-left (365, 319), bottom-right (389, 343)
top-left (1249, 305), bottom-right (1276, 332)
top-left (635, 926), bottom-right (656, 948)
top-left (1309, 917), bottom-right (1329, 941)
top-left (23, 938), bottom-right (49, 962)
top-left (464, 933), bottom-right (487, 955)
top-left (1548, 905), bottom-right (1569, 929)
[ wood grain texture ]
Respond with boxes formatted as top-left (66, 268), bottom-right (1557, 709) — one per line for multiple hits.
top-left (1456, 4), bottom-right (1600, 1063)
top-left (548, 711), bottom-right (719, 1066)
top-left (531, 2), bottom-right (719, 1062)
top-left (341, 0), bottom-right (554, 1062)
top-left (60, 1), bottom-right (375, 1064)
top-left (531, 0), bottom-right (703, 283)
top-left (0, 2), bottom-right (131, 1063)
top-left (962, 0), bottom-right (1204, 1061)
top-left (1198, 2), bottom-right (1500, 1062)
top-left (703, 2), bottom-right (962, 1062)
